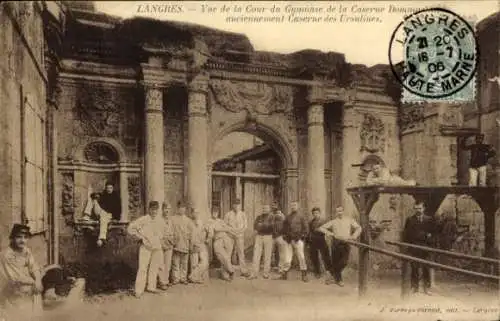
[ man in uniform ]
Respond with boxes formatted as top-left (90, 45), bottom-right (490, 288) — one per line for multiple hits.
top-left (127, 201), bottom-right (165, 297)
top-left (319, 206), bottom-right (362, 287)
top-left (224, 199), bottom-right (250, 277)
top-left (0, 224), bottom-right (43, 320)
top-left (158, 203), bottom-right (175, 290)
top-left (207, 207), bottom-right (236, 281)
top-left (250, 204), bottom-right (274, 279)
top-left (461, 134), bottom-right (496, 186)
top-left (281, 202), bottom-right (309, 282)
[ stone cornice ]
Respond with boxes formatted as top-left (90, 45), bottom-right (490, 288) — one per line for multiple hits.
top-left (58, 161), bottom-right (184, 173)
top-left (141, 63), bottom-right (187, 86)
top-left (206, 59), bottom-right (292, 78)
top-left (60, 59), bottom-right (137, 80)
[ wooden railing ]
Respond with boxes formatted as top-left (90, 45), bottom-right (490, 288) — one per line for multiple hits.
top-left (342, 239), bottom-right (500, 299)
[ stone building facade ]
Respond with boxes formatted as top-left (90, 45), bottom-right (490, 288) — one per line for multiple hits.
top-left (1, 2), bottom-right (498, 285)
top-left (0, 1), bottom-right (64, 266)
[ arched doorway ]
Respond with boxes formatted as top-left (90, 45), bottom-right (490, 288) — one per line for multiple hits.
top-left (211, 130), bottom-right (286, 253)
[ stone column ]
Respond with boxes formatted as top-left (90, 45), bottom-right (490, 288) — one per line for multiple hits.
top-left (307, 89), bottom-right (326, 214)
top-left (187, 73), bottom-right (209, 220)
top-left (282, 168), bottom-right (298, 214)
top-left (144, 85), bottom-right (165, 209)
top-left (119, 168), bottom-right (129, 222)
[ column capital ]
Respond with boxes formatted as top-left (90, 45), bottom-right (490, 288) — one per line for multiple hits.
top-left (307, 85), bottom-right (327, 105)
top-left (145, 86), bottom-right (163, 113)
top-left (307, 104), bottom-right (324, 126)
top-left (188, 72), bottom-right (209, 117)
top-left (188, 72), bottom-right (210, 94)
top-left (140, 62), bottom-right (172, 88)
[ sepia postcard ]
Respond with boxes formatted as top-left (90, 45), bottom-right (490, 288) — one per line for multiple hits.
top-left (0, 1), bottom-right (499, 321)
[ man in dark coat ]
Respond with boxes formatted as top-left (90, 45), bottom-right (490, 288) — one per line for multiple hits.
top-left (403, 200), bottom-right (436, 295)
top-left (461, 134), bottom-right (496, 186)
top-left (98, 181), bottom-right (122, 221)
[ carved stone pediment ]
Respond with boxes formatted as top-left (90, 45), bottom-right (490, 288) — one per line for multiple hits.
top-left (360, 114), bottom-right (385, 153)
top-left (400, 105), bottom-right (424, 134)
top-left (210, 80), bottom-right (293, 116)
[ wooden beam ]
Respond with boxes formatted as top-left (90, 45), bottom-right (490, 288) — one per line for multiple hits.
top-left (386, 240), bottom-right (500, 264)
top-left (348, 190), bottom-right (379, 298)
top-left (211, 171), bottom-right (280, 179)
top-left (345, 240), bottom-right (500, 281)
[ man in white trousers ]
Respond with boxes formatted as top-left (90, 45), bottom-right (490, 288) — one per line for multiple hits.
top-left (158, 203), bottom-right (174, 290)
top-left (280, 202), bottom-right (309, 282)
top-left (249, 204), bottom-right (274, 279)
top-left (127, 201), bottom-right (165, 298)
top-left (224, 199), bottom-right (250, 277)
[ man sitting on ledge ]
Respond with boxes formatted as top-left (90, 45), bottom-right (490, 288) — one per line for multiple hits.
top-left (82, 192), bottom-right (113, 247)
top-left (365, 163), bottom-right (416, 186)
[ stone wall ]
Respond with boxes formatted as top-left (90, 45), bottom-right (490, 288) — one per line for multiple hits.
top-left (55, 78), bottom-right (189, 276)
top-left (0, 2), bottom-right (49, 264)
top-left (340, 90), bottom-right (400, 270)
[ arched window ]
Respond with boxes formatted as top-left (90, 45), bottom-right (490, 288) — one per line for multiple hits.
top-left (84, 142), bottom-right (119, 164)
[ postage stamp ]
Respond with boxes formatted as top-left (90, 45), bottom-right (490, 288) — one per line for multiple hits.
top-left (388, 8), bottom-right (478, 103)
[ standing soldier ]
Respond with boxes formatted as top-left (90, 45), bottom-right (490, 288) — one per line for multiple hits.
top-left (270, 202), bottom-right (287, 275)
top-left (127, 201), bottom-right (165, 298)
top-left (250, 204), bottom-right (274, 279)
top-left (158, 203), bottom-right (175, 290)
top-left (207, 207), bottom-right (236, 281)
top-left (308, 207), bottom-right (333, 279)
top-left (460, 134), bottom-right (496, 186)
top-left (171, 201), bottom-right (194, 285)
top-left (319, 206), bottom-right (362, 287)
top-left (188, 208), bottom-right (210, 284)
top-left (224, 199), bottom-right (250, 277)
top-left (402, 201), bottom-right (435, 295)
top-left (0, 224), bottom-right (43, 321)
top-left (281, 202), bottom-right (309, 282)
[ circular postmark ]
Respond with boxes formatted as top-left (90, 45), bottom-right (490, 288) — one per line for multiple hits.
top-left (388, 8), bottom-right (477, 99)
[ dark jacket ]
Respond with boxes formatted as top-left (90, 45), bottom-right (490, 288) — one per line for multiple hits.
top-left (461, 142), bottom-right (496, 168)
top-left (254, 213), bottom-right (273, 235)
top-left (270, 211), bottom-right (285, 238)
top-left (403, 214), bottom-right (436, 257)
top-left (98, 191), bottom-right (122, 220)
top-left (283, 211), bottom-right (309, 242)
top-left (308, 216), bottom-right (328, 243)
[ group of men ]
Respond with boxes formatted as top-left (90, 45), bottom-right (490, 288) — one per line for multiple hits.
top-left (127, 198), bottom-right (364, 298)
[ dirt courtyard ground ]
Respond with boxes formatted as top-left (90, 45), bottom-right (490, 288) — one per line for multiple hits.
top-left (42, 268), bottom-right (499, 321)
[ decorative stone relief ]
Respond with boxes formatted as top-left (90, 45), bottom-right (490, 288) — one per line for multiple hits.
top-left (145, 87), bottom-right (163, 110)
top-left (440, 104), bottom-right (463, 127)
top-left (189, 72), bottom-right (209, 93)
top-left (164, 120), bottom-right (183, 163)
top-left (307, 104), bottom-right (324, 125)
top-left (210, 80), bottom-right (293, 116)
top-left (75, 84), bottom-right (122, 137)
top-left (62, 173), bottom-right (75, 217)
top-left (127, 176), bottom-right (142, 216)
top-left (400, 104), bottom-right (424, 133)
top-left (360, 114), bottom-right (385, 153)
top-left (84, 142), bottom-right (119, 164)
top-left (188, 92), bottom-right (207, 115)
